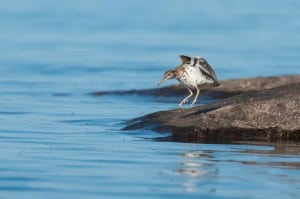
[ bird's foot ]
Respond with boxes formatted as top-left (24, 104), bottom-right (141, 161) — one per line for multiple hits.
top-left (178, 102), bottom-right (184, 106)
top-left (190, 100), bottom-right (196, 107)
top-left (178, 99), bottom-right (189, 106)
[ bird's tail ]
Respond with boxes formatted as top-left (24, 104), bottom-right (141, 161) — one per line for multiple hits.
top-left (213, 80), bottom-right (220, 87)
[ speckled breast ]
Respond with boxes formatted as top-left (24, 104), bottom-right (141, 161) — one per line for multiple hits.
top-left (176, 66), bottom-right (209, 87)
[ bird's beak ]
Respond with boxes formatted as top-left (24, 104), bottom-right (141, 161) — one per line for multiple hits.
top-left (157, 78), bottom-right (166, 86)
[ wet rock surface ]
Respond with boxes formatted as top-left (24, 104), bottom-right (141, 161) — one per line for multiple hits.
top-left (124, 75), bottom-right (300, 143)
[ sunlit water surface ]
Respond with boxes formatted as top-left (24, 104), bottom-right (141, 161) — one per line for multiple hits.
top-left (0, 0), bottom-right (300, 198)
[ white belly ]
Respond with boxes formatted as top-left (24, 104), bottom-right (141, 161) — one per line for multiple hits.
top-left (177, 66), bottom-right (214, 88)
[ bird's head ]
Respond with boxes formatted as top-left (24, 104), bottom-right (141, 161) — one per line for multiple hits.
top-left (157, 70), bottom-right (176, 86)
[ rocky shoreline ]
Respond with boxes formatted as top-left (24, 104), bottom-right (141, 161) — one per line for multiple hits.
top-left (122, 75), bottom-right (300, 143)
top-left (92, 75), bottom-right (300, 99)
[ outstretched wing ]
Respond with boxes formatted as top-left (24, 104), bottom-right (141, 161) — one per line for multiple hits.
top-left (195, 57), bottom-right (219, 83)
top-left (179, 55), bottom-right (191, 64)
top-left (179, 54), bottom-right (219, 83)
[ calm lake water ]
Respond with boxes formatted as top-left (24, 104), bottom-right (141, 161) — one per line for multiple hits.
top-left (0, 0), bottom-right (300, 198)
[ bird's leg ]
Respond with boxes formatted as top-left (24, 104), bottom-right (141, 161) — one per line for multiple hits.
top-left (191, 86), bottom-right (200, 106)
top-left (178, 88), bottom-right (193, 106)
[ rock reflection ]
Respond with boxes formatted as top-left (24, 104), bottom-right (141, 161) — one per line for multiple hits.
top-left (233, 143), bottom-right (300, 169)
top-left (241, 143), bottom-right (300, 155)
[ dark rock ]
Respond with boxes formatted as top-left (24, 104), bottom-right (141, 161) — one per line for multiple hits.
top-left (124, 83), bottom-right (300, 143)
top-left (91, 75), bottom-right (300, 99)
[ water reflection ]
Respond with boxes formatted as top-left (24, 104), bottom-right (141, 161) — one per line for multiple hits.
top-left (239, 142), bottom-right (300, 155)
top-left (174, 144), bottom-right (300, 196)
top-left (176, 150), bottom-right (217, 193)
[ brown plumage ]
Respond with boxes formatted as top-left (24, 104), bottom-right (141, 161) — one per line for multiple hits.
top-left (158, 54), bottom-right (220, 106)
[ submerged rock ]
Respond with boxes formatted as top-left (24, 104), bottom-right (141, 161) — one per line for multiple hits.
top-left (124, 82), bottom-right (300, 143)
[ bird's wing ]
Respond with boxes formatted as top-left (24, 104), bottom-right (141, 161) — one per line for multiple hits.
top-left (179, 55), bottom-right (191, 64)
top-left (194, 57), bottom-right (219, 83)
top-left (179, 55), bottom-right (219, 83)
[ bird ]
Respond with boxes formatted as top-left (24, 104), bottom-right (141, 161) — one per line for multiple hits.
top-left (157, 54), bottom-right (220, 106)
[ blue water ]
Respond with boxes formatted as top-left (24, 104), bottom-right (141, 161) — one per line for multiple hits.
top-left (0, 0), bottom-right (300, 198)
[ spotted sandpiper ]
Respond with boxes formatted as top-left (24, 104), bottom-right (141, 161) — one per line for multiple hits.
top-left (157, 55), bottom-right (220, 106)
